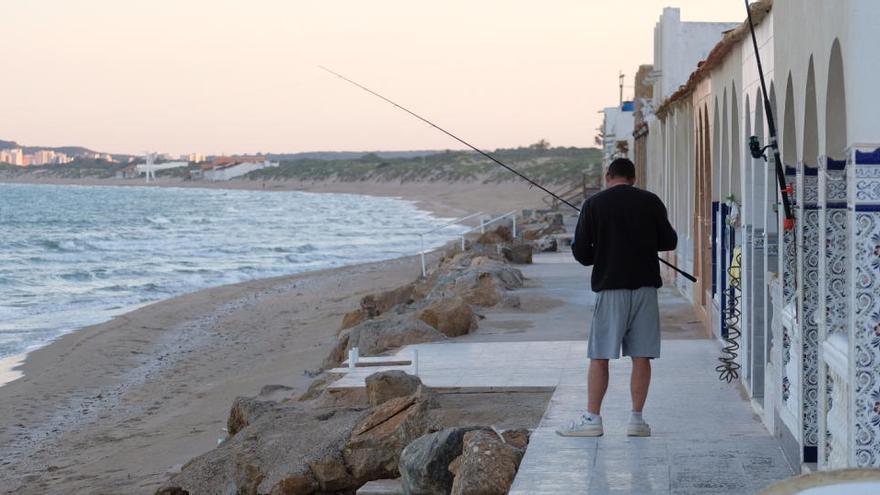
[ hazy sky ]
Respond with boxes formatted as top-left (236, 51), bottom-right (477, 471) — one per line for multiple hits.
top-left (1, 1), bottom-right (744, 156)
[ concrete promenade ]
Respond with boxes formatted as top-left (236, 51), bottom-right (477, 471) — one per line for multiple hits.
top-left (340, 251), bottom-right (796, 493)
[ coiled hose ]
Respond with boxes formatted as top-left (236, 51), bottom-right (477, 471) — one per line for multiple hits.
top-left (717, 248), bottom-right (742, 383)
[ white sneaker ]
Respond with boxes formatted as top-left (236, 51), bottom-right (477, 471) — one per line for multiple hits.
top-left (556, 413), bottom-right (604, 437)
top-left (626, 418), bottom-right (651, 437)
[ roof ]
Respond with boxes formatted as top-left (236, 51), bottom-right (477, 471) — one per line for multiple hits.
top-left (655, 0), bottom-right (773, 119)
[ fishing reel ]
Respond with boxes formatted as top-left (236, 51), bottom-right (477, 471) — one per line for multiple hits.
top-left (749, 136), bottom-right (770, 161)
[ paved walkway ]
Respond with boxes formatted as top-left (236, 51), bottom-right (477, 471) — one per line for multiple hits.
top-left (333, 251), bottom-right (795, 493)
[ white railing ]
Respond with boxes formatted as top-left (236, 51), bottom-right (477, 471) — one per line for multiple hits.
top-left (419, 212), bottom-right (484, 277)
top-left (459, 210), bottom-right (518, 250)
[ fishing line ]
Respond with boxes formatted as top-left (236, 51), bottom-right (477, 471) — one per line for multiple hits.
top-left (320, 65), bottom-right (697, 283)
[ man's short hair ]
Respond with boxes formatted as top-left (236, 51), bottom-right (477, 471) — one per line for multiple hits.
top-left (607, 158), bottom-right (636, 179)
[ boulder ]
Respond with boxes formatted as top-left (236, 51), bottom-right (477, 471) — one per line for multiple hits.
top-left (399, 427), bottom-right (489, 495)
top-left (426, 259), bottom-right (524, 309)
top-left (167, 404), bottom-right (361, 495)
top-left (501, 428), bottom-right (531, 450)
top-left (344, 395), bottom-right (433, 483)
top-left (475, 225), bottom-right (513, 246)
top-left (366, 371), bottom-right (423, 407)
top-left (536, 236), bottom-right (558, 252)
top-left (361, 284), bottom-right (416, 318)
top-left (227, 396), bottom-right (276, 436)
top-left (155, 488), bottom-right (189, 495)
top-left (416, 296), bottom-right (477, 338)
top-left (348, 314), bottom-right (447, 356)
top-left (340, 308), bottom-right (367, 331)
top-left (325, 314), bottom-right (447, 367)
top-left (450, 430), bottom-right (523, 495)
top-left (502, 244), bottom-right (533, 264)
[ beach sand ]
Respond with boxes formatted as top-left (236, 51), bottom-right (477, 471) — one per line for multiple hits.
top-left (0, 179), bottom-right (562, 494)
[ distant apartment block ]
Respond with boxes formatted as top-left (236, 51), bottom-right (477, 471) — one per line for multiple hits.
top-left (0, 148), bottom-right (24, 166)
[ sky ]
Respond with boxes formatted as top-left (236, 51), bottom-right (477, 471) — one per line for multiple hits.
top-left (1, 1), bottom-right (745, 156)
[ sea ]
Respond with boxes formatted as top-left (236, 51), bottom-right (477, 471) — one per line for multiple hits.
top-left (0, 183), bottom-right (468, 362)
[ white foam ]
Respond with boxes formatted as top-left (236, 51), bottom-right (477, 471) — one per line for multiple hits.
top-left (0, 353), bottom-right (26, 387)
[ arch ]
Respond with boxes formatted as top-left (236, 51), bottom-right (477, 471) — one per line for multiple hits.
top-left (714, 97), bottom-right (722, 201)
top-left (803, 57), bottom-right (819, 166)
top-left (722, 88), bottom-right (731, 199)
top-left (783, 73), bottom-right (798, 165)
top-left (731, 82), bottom-right (741, 201)
top-left (825, 39), bottom-right (847, 159)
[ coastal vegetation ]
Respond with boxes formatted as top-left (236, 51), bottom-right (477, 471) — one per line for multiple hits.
top-left (248, 146), bottom-right (602, 185)
top-left (0, 144), bottom-right (602, 185)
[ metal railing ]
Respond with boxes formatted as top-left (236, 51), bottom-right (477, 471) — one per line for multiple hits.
top-left (459, 210), bottom-right (518, 250)
top-left (418, 212), bottom-right (484, 277)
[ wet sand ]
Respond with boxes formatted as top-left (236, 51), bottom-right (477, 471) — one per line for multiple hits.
top-left (0, 254), bottom-right (444, 493)
top-left (0, 180), bottom-right (553, 494)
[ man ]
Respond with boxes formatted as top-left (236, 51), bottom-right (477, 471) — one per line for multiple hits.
top-left (557, 158), bottom-right (678, 437)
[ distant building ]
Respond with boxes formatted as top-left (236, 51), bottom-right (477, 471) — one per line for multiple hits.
top-left (632, 64), bottom-right (654, 189)
top-left (600, 101), bottom-right (635, 169)
top-left (201, 159), bottom-right (278, 181)
top-left (186, 153), bottom-right (206, 163)
top-left (115, 164), bottom-right (139, 179)
top-left (0, 148), bottom-right (24, 166)
top-left (134, 160), bottom-right (188, 176)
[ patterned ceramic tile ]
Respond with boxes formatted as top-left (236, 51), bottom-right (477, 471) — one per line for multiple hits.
top-left (797, 163), bottom-right (820, 449)
top-left (852, 146), bottom-right (880, 467)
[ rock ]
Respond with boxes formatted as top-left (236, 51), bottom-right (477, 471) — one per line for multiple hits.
top-left (475, 225), bottom-right (512, 246)
top-left (344, 395), bottom-right (433, 483)
top-left (425, 258), bottom-right (523, 309)
top-left (366, 371), bottom-right (423, 407)
top-left (168, 404), bottom-right (361, 495)
top-left (361, 284), bottom-right (416, 318)
top-left (416, 296), bottom-right (477, 338)
top-left (308, 451), bottom-right (352, 492)
top-left (502, 244), bottom-right (533, 264)
top-left (155, 488), bottom-right (189, 495)
top-left (341, 308), bottom-right (367, 331)
top-left (501, 428), bottom-right (531, 450)
top-left (327, 314), bottom-right (447, 366)
top-left (536, 236), bottom-right (558, 252)
top-left (399, 427), bottom-right (489, 495)
top-left (227, 396), bottom-right (276, 436)
top-left (450, 430), bottom-right (523, 495)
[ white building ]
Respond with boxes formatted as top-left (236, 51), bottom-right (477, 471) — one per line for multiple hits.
top-left (134, 161), bottom-right (188, 175)
top-left (203, 160), bottom-right (278, 181)
top-left (639, 0), bottom-right (880, 471)
top-left (600, 103), bottom-right (635, 167)
top-left (0, 148), bottom-right (24, 166)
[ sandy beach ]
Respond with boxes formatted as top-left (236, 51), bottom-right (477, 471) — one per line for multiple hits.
top-left (0, 179), bottom-right (557, 494)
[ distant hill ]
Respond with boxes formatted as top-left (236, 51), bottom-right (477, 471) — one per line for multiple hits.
top-left (0, 139), bottom-right (134, 163)
top-left (263, 150), bottom-right (443, 161)
top-left (249, 146), bottom-right (603, 185)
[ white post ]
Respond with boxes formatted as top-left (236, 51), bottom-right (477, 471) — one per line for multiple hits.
top-left (512, 215), bottom-right (517, 239)
top-left (480, 217), bottom-right (485, 234)
top-left (420, 234), bottom-right (426, 278)
top-left (348, 348), bottom-right (356, 370)
top-left (412, 349), bottom-right (419, 376)
top-left (461, 235), bottom-right (466, 251)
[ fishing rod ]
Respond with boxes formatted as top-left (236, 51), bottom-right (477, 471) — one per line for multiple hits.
top-left (319, 65), bottom-right (697, 283)
top-left (744, 0), bottom-right (795, 229)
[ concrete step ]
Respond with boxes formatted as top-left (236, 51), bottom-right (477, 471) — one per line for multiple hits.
top-left (356, 478), bottom-right (403, 495)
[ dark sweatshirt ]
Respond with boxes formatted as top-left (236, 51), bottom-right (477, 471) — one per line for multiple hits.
top-left (572, 184), bottom-right (678, 291)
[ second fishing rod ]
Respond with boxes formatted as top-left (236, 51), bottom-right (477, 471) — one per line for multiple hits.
top-left (320, 65), bottom-right (697, 283)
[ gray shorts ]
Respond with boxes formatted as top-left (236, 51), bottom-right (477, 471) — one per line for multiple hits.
top-left (588, 287), bottom-right (661, 359)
